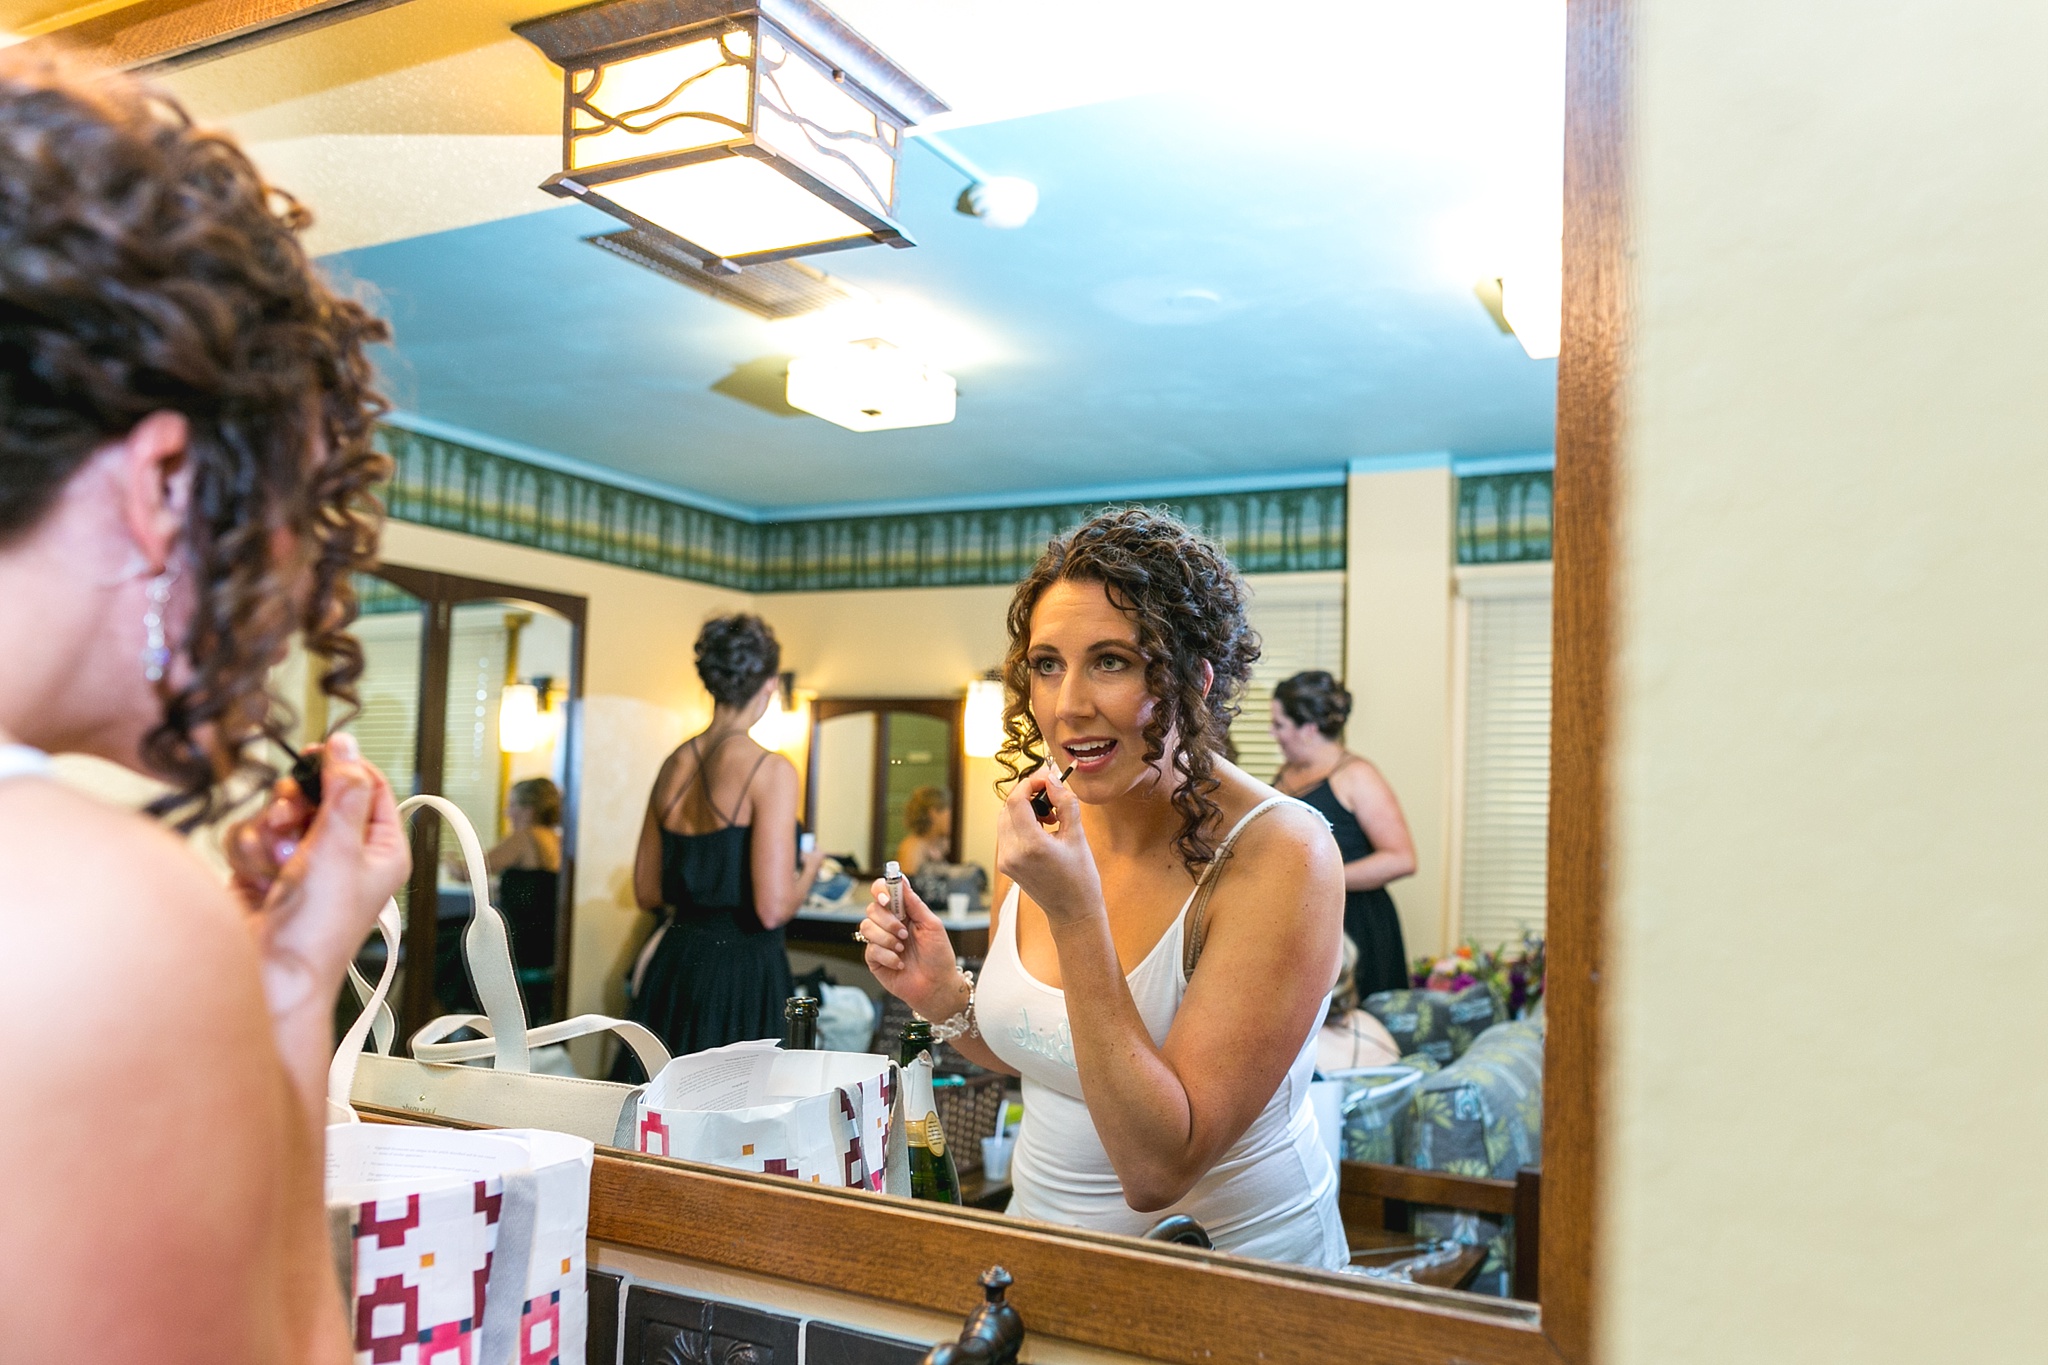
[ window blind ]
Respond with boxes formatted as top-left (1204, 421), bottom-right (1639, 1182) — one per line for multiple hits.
top-left (441, 612), bottom-right (510, 844)
top-left (345, 612), bottom-right (426, 795)
top-left (1454, 569), bottom-right (1553, 950)
top-left (1228, 573), bottom-right (1347, 782)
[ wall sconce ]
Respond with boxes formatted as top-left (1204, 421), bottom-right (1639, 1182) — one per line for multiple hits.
top-left (516, 0), bottom-right (948, 271)
top-left (499, 682), bottom-right (544, 754)
top-left (963, 674), bottom-right (1005, 759)
top-left (499, 676), bottom-right (563, 754)
top-left (750, 671), bottom-right (810, 751)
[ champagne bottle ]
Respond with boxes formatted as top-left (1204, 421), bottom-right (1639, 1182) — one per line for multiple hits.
top-left (783, 995), bottom-right (819, 1050)
top-left (898, 1020), bottom-right (961, 1204)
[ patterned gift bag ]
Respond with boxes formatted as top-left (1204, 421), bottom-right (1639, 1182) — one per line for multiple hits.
top-left (634, 1041), bottom-right (902, 1192)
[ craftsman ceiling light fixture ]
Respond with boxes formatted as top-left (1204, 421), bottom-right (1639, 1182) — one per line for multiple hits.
top-left (516, 0), bottom-right (948, 270)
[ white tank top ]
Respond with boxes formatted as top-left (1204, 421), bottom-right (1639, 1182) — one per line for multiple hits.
top-left (0, 743), bottom-right (53, 783)
top-left (976, 797), bottom-right (1348, 1270)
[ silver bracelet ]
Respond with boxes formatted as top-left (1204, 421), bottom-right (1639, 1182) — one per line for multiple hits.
top-left (916, 968), bottom-right (978, 1043)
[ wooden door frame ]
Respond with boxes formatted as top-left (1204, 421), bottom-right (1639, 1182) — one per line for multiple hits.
top-left (371, 564), bottom-right (590, 1037)
top-left (806, 697), bottom-right (966, 874)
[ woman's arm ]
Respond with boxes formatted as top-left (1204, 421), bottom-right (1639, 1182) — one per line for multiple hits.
top-left (222, 733), bottom-right (411, 1130)
top-left (1329, 758), bottom-right (1417, 892)
top-left (633, 755), bottom-right (675, 912)
top-left (859, 871), bottom-right (1018, 1077)
top-left (746, 755), bottom-right (825, 929)
top-left (1002, 771), bottom-right (1342, 1211)
top-left (484, 829), bottom-right (525, 876)
top-left (3, 786), bottom-right (353, 1363)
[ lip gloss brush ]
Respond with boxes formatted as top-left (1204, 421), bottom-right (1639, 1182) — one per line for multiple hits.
top-left (1030, 763), bottom-right (1076, 823)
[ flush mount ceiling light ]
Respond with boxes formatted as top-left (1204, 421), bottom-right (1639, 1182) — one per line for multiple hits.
top-left (785, 337), bottom-right (956, 432)
top-left (515, 0), bottom-right (948, 271)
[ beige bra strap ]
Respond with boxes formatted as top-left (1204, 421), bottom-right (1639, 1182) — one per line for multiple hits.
top-left (1181, 796), bottom-right (1300, 978)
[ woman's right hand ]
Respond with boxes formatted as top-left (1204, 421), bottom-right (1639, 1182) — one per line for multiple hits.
top-left (244, 732), bottom-right (411, 1018)
top-left (860, 875), bottom-right (957, 1014)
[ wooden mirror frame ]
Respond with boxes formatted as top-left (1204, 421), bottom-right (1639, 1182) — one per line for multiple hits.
top-left (49, 1), bottom-right (1631, 1357)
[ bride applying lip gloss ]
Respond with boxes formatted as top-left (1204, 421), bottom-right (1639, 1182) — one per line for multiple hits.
top-left (858, 508), bottom-right (1349, 1268)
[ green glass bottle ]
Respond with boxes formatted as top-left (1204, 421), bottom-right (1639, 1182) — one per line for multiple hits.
top-left (782, 995), bottom-right (819, 1050)
top-left (898, 1020), bottom-right (961, 1204)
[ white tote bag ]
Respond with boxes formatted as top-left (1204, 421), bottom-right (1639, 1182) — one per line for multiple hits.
top-left (327, 879), bottom-right (597, 1365)
top-left (636, 1039), bottom-right (908, 1193)
top-left (336, 795), bottom-right (671, 1146)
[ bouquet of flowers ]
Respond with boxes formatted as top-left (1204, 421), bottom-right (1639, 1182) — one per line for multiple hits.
top-left (1411, 933), bottom-right (1547, 1018)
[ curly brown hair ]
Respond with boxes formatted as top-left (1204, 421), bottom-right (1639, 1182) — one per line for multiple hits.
top-left (694, 613), bottom-right (781, 707)
top-left (0, 54), bottom-right (390, 829)
top-left (997, 507), bottom-right (1261, 870)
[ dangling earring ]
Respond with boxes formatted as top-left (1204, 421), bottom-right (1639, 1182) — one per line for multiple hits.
top-left (141, 569), bottom-right (175, 684)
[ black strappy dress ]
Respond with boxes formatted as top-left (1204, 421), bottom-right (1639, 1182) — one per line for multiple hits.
top-left (620, 737), bottom-right (793, 1069)
top-left (1288, 763), bottom-right (1412, 997)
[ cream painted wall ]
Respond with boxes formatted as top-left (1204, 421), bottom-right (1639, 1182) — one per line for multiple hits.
top-left (1343, 463), bottom-right (1454, 960)
top-left (1602, 3), bottom-right (2048, 1361)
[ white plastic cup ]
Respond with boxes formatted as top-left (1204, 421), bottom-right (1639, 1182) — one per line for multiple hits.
top-left (980, 1135), bottom-right (1015, 1182)
top-left (947, 891), bottom-right (972, 919)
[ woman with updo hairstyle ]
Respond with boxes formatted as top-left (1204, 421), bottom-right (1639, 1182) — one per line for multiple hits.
top-left (622, 612), bottom-right (824, 1062)
top-left (1270, 670), bottom-right (1416, 995)
top-left (0, 55), bottom-right (409, 1357)
top-left (859, 508), bottom-right (1349, 1268)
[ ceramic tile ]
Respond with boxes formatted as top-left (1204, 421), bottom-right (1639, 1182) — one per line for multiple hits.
top-left (587, 1270), bottom-right (623, 1365)
top-left (804, 1321), bottom-right (929, 1365)
top-left (623, 1285), bottom-right (801, 1365)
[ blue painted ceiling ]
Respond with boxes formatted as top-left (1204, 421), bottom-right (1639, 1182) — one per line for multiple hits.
top-left (326, 89), bottom-right (1558, 517)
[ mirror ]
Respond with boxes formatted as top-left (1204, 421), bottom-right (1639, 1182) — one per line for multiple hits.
top-left (806, 700), bottom-right (965, 875)
top-left (334, 565), bottom-right (587, 1038)
top-left (217, 0), bottom-right (1582, 1327)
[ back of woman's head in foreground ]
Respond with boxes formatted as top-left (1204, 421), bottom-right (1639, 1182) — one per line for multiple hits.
top-left (999, 507), bottom-right (1261, 870)
top-left (0, 54), bottom-right (389, 827)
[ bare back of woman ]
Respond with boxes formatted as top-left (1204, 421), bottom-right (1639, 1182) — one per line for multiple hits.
top-left (0, 53), bottom-right (408, 1361)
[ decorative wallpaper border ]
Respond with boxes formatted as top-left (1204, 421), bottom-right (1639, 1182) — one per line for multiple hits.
top-left (1457, 470), bottom-right (1553, 564)
top-left (377, 427), bottom-right (1550, 589)
top-left (376, 426), bottom-right (1349, 592)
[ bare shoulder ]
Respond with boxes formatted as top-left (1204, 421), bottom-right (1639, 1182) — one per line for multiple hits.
top-left (1207, 758), bottom-right (1340, 874)
top-left (0, 777), bottom-right (265, 1025)
top-left (1330, 753), bottom-right (1398, 805)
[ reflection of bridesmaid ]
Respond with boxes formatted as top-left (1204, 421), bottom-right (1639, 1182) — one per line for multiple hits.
top-left (1270, 672), bottom-right (1417, 995)
top-left (493, 778), bottom-right (561, 1021)
top-left (619, 615), bottom-right (825, 1069)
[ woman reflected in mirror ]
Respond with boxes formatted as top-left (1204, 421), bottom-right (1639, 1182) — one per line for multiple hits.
top-left (896, 784), bottom-right (952, 875)
top-left (860, 509), bottom-right (1349, 1268)
top-left (1270, 671), bottom-right (1417, 996)
top-left (620, 615), bottom-right (826, 1068)
top-left (0, 53), bottom-right (407, 1360)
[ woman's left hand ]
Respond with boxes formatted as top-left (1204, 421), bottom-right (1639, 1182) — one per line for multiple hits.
top-left (995, 764), bottom-right (1104, 928)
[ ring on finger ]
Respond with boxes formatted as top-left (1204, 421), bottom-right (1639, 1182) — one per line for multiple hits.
top-left (852, 928), bottom-right (866, 946)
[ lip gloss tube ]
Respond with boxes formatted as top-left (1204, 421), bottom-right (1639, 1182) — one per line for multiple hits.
top-left (884, 860), bottom-right (906, 925)
top-left (1029, 763), bottom-right (1077, 823)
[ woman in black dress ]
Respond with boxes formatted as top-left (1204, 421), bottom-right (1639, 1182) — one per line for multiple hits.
top-left (1270, 671), bottom-right (1417, 995)
top-left (621, 615), bottom-right (825, 1066)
